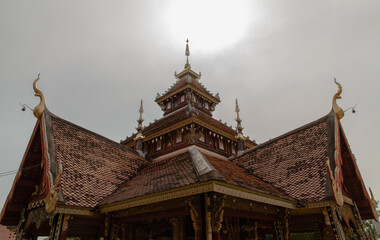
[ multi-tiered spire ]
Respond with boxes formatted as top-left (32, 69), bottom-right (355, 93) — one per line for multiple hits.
top-left (235, 99), bottom-right (246, 154)
top-left (136, 99), bottom-right (144, 131)
top-left (184, 39), bottom-right (191, 69)
top-left (134, 100), bottom-right (145, 152)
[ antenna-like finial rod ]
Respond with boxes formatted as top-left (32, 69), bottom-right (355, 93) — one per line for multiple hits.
top-left (235, 99), bottom-right (243, 134)
top-left (136, 99), bottom-right (144, 131)
top-left (185, 39), bottom-right (191, 69)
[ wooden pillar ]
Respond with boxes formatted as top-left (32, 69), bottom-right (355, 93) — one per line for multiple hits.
top-left (127, 223), bottom-right (134, 240)
top-left (59, 214), bottom-right (71, 240)
top-left (274, 209), bottom-right (289, 240)
top-left (170, 218), bottom-right (180, 240)
top-left (351, 203), bottom-right (366, 239)
top-left (205, 194), bottom-right (212, 240)
top-left (211, 194), bottom-right (225, 240)
top-left (312, 220), bottom-right (322, 240)
top-left (179, 217), bottom-right (185, 240)
top-left (48, 214), bottom-right (65, 240)
top-left (322, 207), bottom-right (346, 240)
top-left (188, 196), bottom-right (203, 240)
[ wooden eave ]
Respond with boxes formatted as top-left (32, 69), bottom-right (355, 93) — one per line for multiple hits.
top-left (99, 180), bottom-right (297, 213)
top-left (337, 121), bottom-right (379, 220)
top-left (0, 120), bottom-right (42, 226)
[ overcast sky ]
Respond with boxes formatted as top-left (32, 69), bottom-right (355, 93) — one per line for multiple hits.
top-left (1, 0), bottom-right (379, 212)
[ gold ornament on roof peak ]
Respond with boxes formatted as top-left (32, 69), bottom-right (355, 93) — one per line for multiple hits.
top-left (33, 73), bottom-right (45, 118)
top-left (184, 39), bottom-right (191, 69)
top-left (332, 78), bottom-right (344, 120)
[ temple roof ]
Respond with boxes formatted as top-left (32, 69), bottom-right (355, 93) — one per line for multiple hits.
top-left (0, 109), bottom-right (148, 225)
top-left (232, 110), bottom-right (377, 219)
top-left (100, 147), bottom-right (292, 206)
top-left (50, 112), bottom-right (148, 208)
top-left (232, 113), bottom-right (332, 203)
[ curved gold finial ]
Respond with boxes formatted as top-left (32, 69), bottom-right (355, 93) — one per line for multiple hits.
top-left (33, 73), bottom-right (45, 118)
top-left (332, 78), bottom-right (344, 120)
top-left (184, 39), bottom-right (191, 69)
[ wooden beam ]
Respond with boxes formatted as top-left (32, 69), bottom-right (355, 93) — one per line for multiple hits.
top-left (17, 181), bottom-right (36, 188)
top-left (224, 208), bottom-right (277, 221)
top-left (115, 207), bottom-right (188, 223)
top-left (5, 203), bottom-right (24, 212)
top-left (290, 214), bottom-right (323, 222)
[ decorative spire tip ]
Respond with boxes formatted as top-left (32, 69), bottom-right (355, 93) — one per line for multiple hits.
top-left (185, 39), bottom-right (191, 69)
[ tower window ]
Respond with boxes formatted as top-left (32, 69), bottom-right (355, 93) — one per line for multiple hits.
top-left (173, 98), bottom-right (179, 108)
top-left (167, 102), bottom-right (172, 109)
top-left (176, 131), bottom-right (182, 143)
top-left (205, 102), bottom-right (209, 110)
top-left (219, 138), bottom-right (224, 150)
top-left (199, 131), bottom-right (205, 142)
top-left (181, 95), bottom-right (185, 102)
top-left (198, 98), bottom-right (203, 108)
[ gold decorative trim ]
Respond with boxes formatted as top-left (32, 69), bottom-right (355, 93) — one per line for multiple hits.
top-left (303, 201), bottom-right (335, 209)
top-left (101, 182), bottom-right (214, 213)
top-left (212, 182), bottom-right (296, 209)
top-left (33, 73), bottom-right (45, 118)
top-left (41, 116), bottom-right (63, 214)
top-left (27, 199), bottom-right (45, 210)
top-left (155, 83), bottom-right (220, 104)
top-left (100, 180), bottom-right (298, 213)
top-left (55, 206), bottom-right (94, 216)
top-left (142, 116), bottom-right (236, 144)
top-left (343, 195), bottom-right (353, 205)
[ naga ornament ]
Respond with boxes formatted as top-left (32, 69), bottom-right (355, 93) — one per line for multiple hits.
top-left (332, 78), bottom-right (344, 120)
top-left (33, 73), bottom-right (45, 118)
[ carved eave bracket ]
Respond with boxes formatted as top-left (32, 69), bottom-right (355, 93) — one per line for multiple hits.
top-left (326, 158), bottom-right (344, 206)
top-left (332, 78), bottom-right (344, 120)
top-left (33, 73), bottom-right (45, 118)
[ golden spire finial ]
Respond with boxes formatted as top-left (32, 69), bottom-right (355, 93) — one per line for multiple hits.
top-left (185, 39), bottom-right (191, 69)
top-left (136, 99), bottom-right (144, 131)
top-left (33, 73), bottom-right (45, 118)
top-left (332, 78), bottom-right (344, 120)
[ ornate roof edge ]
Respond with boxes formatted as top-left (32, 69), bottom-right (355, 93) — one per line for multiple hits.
top-left (99, 180), bottom-right (297, 213)
top-left (0, 119), bottom-right (42, 226)
top-left (155, 82), bottom-right (220, 105)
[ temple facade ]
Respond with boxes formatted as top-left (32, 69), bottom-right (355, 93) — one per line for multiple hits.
top-left (0, 41), bottom-right (378, 240)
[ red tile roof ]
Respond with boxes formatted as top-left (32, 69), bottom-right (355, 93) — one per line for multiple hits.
top-left (51, 116), bottom-right (148, 208)
top-left (232, 115), bottom-right (330, 202)
top-left (101, 149), bottom-right (293, 206)
top-left (101, 151), bottom-right (198, 205)
top-left (206, 155), bottom-right (292, 200)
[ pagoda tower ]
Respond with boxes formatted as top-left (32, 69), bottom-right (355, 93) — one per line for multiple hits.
top-left (122, 40), bottom-right (255, 159)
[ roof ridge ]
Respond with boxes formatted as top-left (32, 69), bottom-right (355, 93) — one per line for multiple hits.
top-left (45, 109), bottom-right (142, 157)
top-left (231, 110), bottom-right (334, 160)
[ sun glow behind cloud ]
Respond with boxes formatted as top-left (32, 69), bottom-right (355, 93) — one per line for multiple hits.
top-left (162, 0), bottom-right (254, 53)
